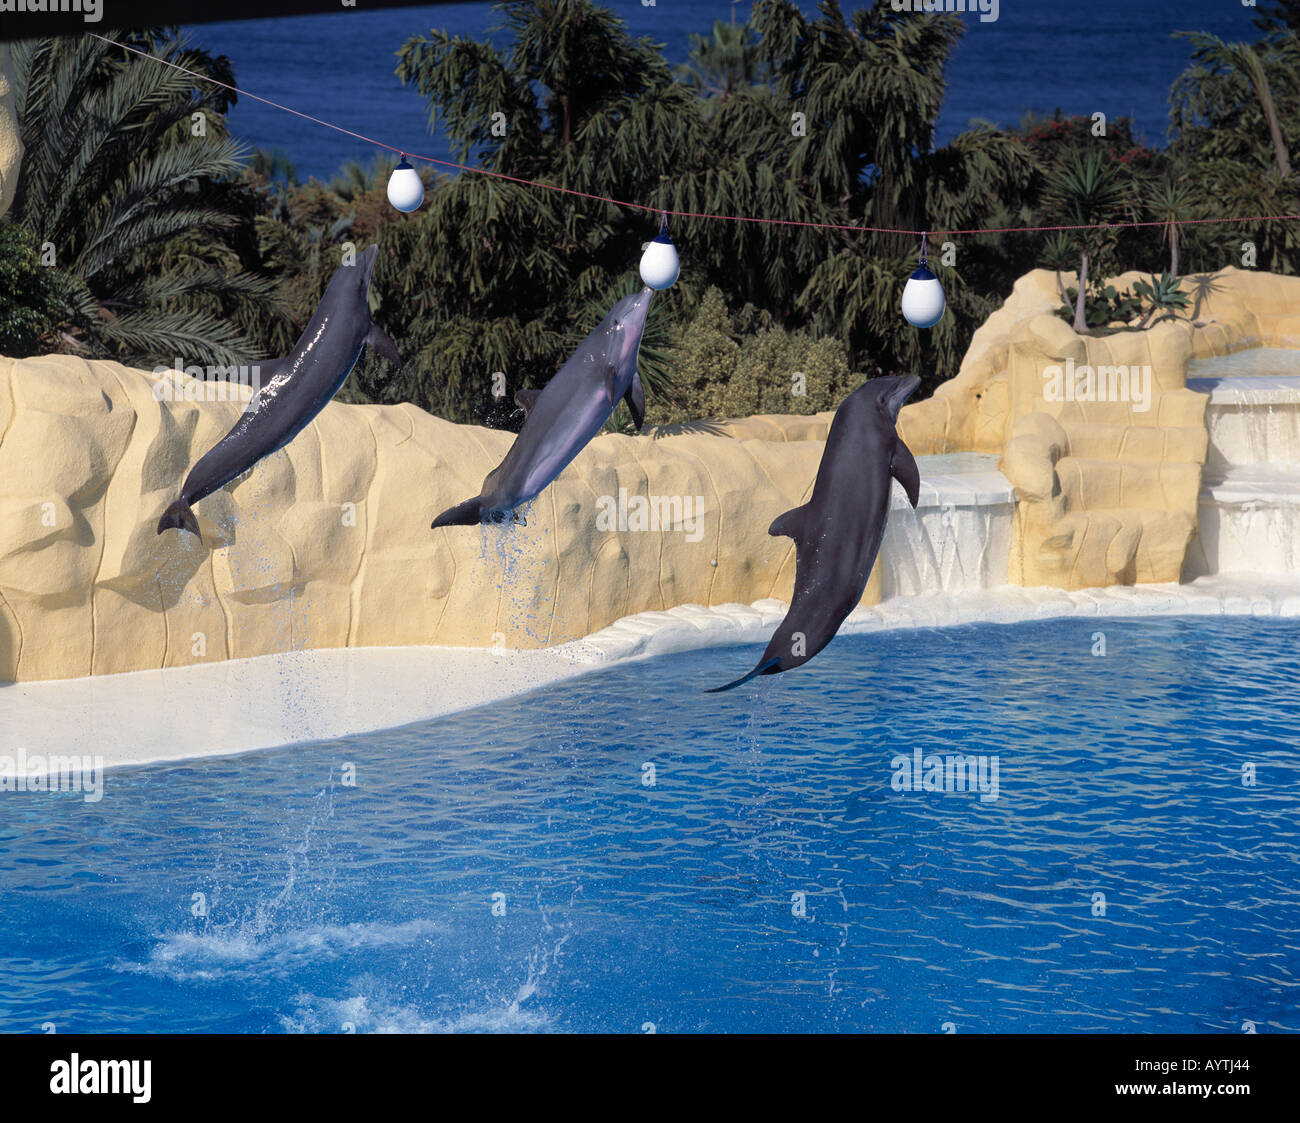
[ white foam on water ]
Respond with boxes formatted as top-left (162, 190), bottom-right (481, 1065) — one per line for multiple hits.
top-left (119, 918), bottom-right (448, 982)
top-left (280, 990), bottom-right (553, 1035)
top-left (277, 928), bottom-right (571, 1034)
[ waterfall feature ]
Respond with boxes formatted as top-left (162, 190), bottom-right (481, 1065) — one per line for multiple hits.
top-left (877, 454), bottom-right (1015, 597)
top-left (1186, 350), bottom-right (1300, 578)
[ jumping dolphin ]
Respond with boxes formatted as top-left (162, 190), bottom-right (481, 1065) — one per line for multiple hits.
top-left (431, 287), bottom-right (654, 528)
top-left (157, 245), bottom-right (400, 541)
top-left (707, 374), bottom-right (922, 692)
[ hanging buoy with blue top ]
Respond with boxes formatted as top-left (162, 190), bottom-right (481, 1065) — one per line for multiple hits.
top-left (387, 155), bottom-right (425, 213)
top-left (901, 231), bottom-right (946, 328)
top-left (639, 213), bottom-right (680, 290)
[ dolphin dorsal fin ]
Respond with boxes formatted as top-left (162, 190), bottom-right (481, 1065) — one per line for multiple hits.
top-left (515, 388), bottom-right (542, 415)
top-left (365, 324), bottom-right (402, 369)
top-left (624, 370), bottom-right (645, 431)
top-left (769, 503), bottom-right (811, 542)
top-left (891, 439), bottom-right (920, 508)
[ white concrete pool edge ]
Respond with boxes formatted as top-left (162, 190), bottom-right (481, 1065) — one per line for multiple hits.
top-left (4, 572), bottom-right (1300, 772)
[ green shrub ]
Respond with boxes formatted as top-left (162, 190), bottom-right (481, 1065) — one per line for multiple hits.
top-left (0, 220), bottom-right (62, 356)
top-left (645, 288), bottom-right (860, 425)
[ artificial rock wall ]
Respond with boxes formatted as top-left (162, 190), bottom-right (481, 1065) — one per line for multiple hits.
top-left (1, 267), bottom-right (1297, 681)
top-left (905, 267), bottom-right (1300, 588)
top-left (0, 355), bottom-right (881, 682)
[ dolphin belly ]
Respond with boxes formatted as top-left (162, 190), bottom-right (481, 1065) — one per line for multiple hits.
top-left (517, 411), bottom-right (610, 504)
top-left (706, 374), bottom-right (921, 691)
top-left (482, 388), bottom-right (613, 513)
top-left (432, 287), bottom-right (652, 530)
top-left (181, 340), bottom-right (366, 508)
top-left (158, 245), bottom-right (399, 540)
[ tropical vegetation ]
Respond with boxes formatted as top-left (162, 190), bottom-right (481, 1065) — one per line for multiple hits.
top-left (0, 0), bottom-right (1297, 428)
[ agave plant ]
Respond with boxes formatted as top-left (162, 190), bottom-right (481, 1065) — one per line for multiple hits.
top-left (1132, 272), bottom-right (1191, 330)
top-left (7, 30), bottom-right (279, 366)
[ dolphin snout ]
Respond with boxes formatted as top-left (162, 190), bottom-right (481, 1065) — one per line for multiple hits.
top-left (357, 244), bottom-right (379, 288)
top-left (620, 287), bottom-right (654, 335)
top-left (613, 287), bottom-right (654, 368)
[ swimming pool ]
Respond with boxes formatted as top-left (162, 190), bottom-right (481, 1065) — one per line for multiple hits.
top-left (1, 615), bottom-right (1296, 1033)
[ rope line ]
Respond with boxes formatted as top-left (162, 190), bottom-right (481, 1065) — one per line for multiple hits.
top-left (93, 33), bottom-right (1300, 239)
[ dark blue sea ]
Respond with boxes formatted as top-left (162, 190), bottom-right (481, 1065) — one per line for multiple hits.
top-left (188, 0), bottom-right (1264, 183)
top-left (1, 616), bottom-right (1296, 1033)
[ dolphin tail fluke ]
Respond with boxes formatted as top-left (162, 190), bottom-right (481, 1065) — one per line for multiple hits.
top-left (157, 499), bottom-right (202, 541)
top-left (431, 498), bottom-right (484, 529)
top-left (705, 657), bottom-right (782, 694)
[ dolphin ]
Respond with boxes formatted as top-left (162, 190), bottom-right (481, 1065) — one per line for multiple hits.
top-left (707, 374), bottom-right (922, 692)
top-left (431, 287), bottom-right (654, 528)
top-left (157, 245), bottom-right (400, 541)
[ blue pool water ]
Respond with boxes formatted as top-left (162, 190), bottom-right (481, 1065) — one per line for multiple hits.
top-left (1, 615), bottom-right (1298, 1033)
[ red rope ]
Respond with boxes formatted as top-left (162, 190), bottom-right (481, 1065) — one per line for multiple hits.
top-left (94, 33), bottom-right (1300, 239)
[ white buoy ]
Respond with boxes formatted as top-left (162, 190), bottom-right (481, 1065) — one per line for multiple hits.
top-left (901, 264), bottom-right (946, 328)
top-left (639, 231), bottom-right (680, 290)
top-left (387, 158), bottom-right (424, 213)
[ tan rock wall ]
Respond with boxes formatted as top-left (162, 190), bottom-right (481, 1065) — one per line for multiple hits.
top-left (0, 356), bottom-right (843, 682)
top-left (1, 267), bottom-right (1295, 681)
top-left (896, 266), bottom-right (1299, 591)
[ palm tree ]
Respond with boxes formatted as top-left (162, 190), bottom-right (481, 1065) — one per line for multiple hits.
top-left (678, 20), bottom-right (767, 101)
top-left (1146, 178), bottom-right (1198, 278)
top-left (389, 0), bottom-right (1035, 412)
top-left (329, 155), bottom-right (397, 201)
top-left (1043, 152), bottom-right (1131, 333)
top-left (1041, 233), bottom-right (1075, 304)
top-left (8, 30), bottom-right (278, 366)
top-left (1178, 33), bottom-right (1292, 179)
top-left (1253, 0), bottom-right (1300, 33)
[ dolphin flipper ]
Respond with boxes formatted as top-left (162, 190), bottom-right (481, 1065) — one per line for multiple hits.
top-left (890, 440), bottom-right (921, 508)
top-left (366, 324), bottom-right (403, 369)
top-left (769, 504), bottom-right (811, 541)
top-left (706, 657), bottom-right (782, 693)
top-left (515, 389), bottom-right (541, 415)
top-left (432, 498), bottom-right (484, 528)
top-left (624, 371), bottom-right (645, 431)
